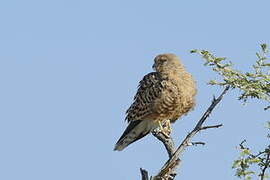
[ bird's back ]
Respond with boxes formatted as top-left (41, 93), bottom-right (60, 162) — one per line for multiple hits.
top-left (114, 53), bottom-right (196, 151)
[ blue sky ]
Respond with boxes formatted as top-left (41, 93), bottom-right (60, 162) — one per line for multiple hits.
top-left (0, 0), bottom-right (269, 180)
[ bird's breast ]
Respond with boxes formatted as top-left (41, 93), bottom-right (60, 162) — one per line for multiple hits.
top-left (155, 75), bottom-right (196, 123)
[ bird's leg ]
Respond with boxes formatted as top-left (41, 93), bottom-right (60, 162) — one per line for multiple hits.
top-left (164, 119), bottom-right (172, 135)
top-left (158, 120), bottom-right (170, 138)
top-left (158, 120), bottom-right (164, 132)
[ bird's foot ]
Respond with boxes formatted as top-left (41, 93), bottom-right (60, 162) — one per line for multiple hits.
top-left (164, 119), bottom-right (172, 135)
top-left (158, 120), bottom-right (171, 138)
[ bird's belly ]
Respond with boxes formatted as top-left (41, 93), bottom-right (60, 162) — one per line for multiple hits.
top-left (170, 98), bottom-right (195, 123)
top-left (151, 104), bottom-right (179, 123)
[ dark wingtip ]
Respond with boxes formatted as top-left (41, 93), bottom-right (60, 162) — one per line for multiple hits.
top-left (113, 144), bottom-right (122, 151)
top-left (114, 120), bottom-right (144, 151)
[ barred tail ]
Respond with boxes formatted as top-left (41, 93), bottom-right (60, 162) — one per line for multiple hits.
top-left (114, 120), bottom-right (155, 151)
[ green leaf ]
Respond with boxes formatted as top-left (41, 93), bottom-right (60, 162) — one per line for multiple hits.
top-left (240, 149), bottom-right (250, 156)
top-left (190, 49), bottom-right (198, 53)
top-left (248, 158), bottom-right (261, 163)
top-left (261, 43), bottom-right (268, 53)
top-left (232, 160), bottom-right (242, 168)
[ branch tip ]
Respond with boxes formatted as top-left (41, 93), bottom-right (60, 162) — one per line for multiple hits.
top-left (140, 168), bottom-right (149, 180)
top-left (190, 141), bottom-right (206, 146)
top-left (200, 124), bottom-right (223, 130)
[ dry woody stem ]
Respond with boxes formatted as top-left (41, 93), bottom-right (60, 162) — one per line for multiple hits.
top-left (140, 86), bottom-right (230, 180)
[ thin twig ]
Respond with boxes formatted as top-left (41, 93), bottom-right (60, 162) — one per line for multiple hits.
top-left (190, 141), bottom-right (206, 146)
top-left (260, 150), bottom-right (270, 180)
top-left (140, 168), bottom-right (149, 180)
top-left (194, 86), bottom-right (229, 130)
top-left (200, 124), bottom-right (223, 130)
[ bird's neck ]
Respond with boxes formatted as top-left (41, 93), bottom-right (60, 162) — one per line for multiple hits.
top-left (159, 67), bottom-right (186, 78)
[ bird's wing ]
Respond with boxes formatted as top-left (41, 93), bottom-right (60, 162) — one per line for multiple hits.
top-left (125, 72), bottom-right (164, 122)
top-left (114, 72), bottom-right (164, 151)
top-left (114, 119), bottom-right (157, 151)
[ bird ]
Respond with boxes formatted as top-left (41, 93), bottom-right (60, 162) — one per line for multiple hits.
top-left (114, 53), bottom-right (196, 151)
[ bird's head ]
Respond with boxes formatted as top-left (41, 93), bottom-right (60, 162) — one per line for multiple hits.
top-left (152, 53), bottom-right (184, 73)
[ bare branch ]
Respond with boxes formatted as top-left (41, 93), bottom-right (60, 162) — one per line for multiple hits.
top-left (140, 86), bottom-right (230, 180)
top-left (152, 131), bottom-right (175, 158)
top-left (194, 86), bottom-right (230, 130)
top-left (200, 124), bottom-right (223, 130)
top-left (152, 86), bottom-right (230, 179)
top-left (151, 131), bottom-right (179, 180)
top-left (140, 168), bottom-right (149, 180)
top-left (260, 150), bottom-right (270, 180)
top-left (190, 141), bottom-right (206, 146)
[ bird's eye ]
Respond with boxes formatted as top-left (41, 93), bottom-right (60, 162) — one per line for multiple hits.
top-left (160, 58), bottom-right (167, 63)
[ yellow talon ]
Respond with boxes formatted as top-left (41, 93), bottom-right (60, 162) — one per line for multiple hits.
top-left (165, 119), bottom-right (172, 134)
top-left (158, 120), bottom-right (164, 131)
top-left (158, 120), bottom-right (171, 138)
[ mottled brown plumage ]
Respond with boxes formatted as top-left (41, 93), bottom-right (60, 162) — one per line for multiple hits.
top-left (114, 53), bottom-right (196, 151)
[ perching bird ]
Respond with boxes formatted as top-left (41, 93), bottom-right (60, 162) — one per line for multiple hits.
top-left (114, 53), bottom-right (196, 151)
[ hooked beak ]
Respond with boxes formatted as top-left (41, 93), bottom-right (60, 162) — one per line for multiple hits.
top-left (152, 63), bottom-right (156, 71)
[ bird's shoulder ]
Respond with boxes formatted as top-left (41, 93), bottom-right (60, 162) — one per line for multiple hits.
top-left (136, 72), bottom-right (163, 93)
top-left (125, 72), bottom-right (165, 122)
